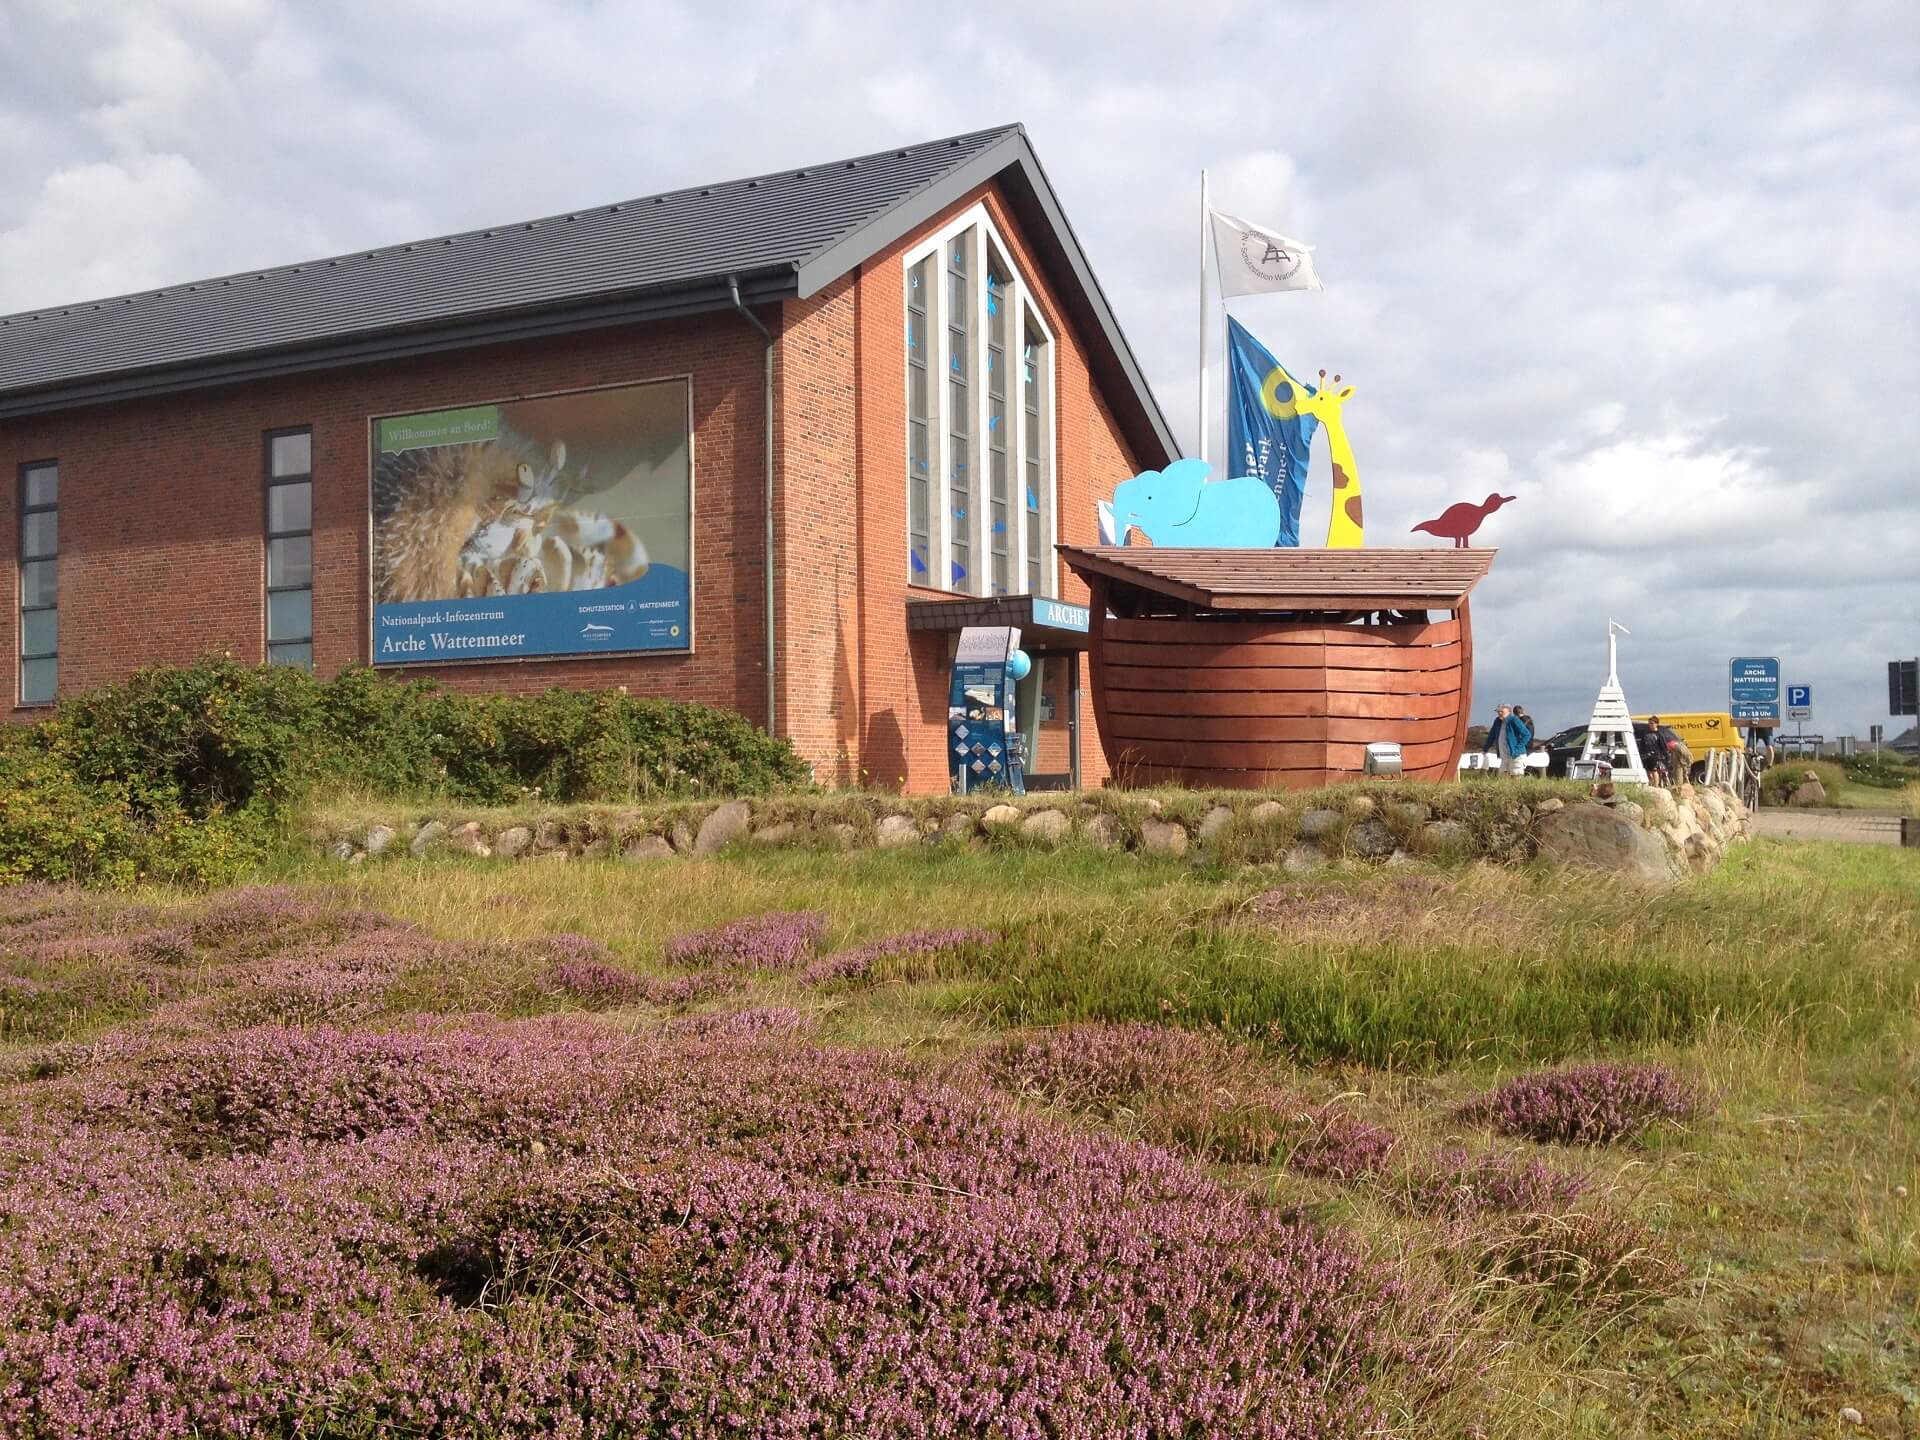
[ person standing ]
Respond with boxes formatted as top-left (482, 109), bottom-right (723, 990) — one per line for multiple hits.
top-left (1485, 705), bottom-right (1512, 774)
top-left (1502, 705), bottom-right (1534, 777)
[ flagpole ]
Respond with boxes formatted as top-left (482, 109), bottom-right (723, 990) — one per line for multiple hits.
top-left (1197, 168), bottom-right (1209, 466)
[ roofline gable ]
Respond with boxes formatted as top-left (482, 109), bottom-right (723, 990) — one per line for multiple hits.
top-left (795, 128), bottom-right (1176, 467)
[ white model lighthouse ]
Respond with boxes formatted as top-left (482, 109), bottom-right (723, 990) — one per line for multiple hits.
top-left (1576, 619), bottom-right (1649, 784)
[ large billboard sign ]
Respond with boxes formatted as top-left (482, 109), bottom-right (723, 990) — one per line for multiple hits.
top-left (371, 380), bottom-right (691, 664)
top-left (1729, 655), bottom-right (1780, 725)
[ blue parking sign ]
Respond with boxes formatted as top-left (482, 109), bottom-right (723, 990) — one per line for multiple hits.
top-left (1786, 685), bottom-right (1810, 707)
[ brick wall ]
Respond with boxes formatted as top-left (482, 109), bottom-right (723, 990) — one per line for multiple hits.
top-left (848, 181), bottom-right (1144, 794)
top-left (0, 314), bottom-right (772, 720)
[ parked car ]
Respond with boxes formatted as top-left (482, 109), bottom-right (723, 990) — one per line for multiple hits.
top-left (1456, 743), bottom-right (1549, 775)
top-left (1542, 722), bottom-right (1688, 779)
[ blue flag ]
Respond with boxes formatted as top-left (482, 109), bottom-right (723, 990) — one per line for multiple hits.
top-left (1226, 317), bottom-right (1318, 547)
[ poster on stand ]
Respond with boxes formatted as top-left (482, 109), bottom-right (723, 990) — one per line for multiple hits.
top-left (370, 380), bottom-right (692, 663)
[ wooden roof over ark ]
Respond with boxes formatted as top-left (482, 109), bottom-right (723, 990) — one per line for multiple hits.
top-left (1057, 546), bottom-right (1496, 613)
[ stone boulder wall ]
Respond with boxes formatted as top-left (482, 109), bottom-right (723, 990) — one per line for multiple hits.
top-left (318, 782), bottom-right (1749, 884)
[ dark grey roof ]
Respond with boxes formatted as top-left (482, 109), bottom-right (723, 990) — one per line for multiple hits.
top-left (0, 125), bottom-right (1176, 463)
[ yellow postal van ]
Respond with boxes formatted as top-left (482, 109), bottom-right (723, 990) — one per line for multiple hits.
top-left (1631, 712), bottom-right (1742, 759)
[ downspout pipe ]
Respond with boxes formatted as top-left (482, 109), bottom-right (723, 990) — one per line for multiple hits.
top-left (727, 275), bottom-right (777, 738)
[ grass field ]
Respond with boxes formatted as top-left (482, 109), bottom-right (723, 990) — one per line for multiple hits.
top-left (2, 833), bottom-right (1915, 1436)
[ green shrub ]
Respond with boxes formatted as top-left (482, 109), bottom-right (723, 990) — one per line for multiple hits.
top-left (1838, 753), bottom-right (1917, 789)
top-left (0, 658), bottom-right (808, 888)
top-left (0, 746), bottom-right (141, 887)
top-left (1759, 758), bottom-right (1844, 806)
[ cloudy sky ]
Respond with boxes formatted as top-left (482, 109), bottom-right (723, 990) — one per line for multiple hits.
top-left (3, 0), bottom-right (1915, 739)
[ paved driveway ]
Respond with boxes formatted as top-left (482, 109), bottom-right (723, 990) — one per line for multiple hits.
top-left (1750, 809), bottom-right (1907, 845)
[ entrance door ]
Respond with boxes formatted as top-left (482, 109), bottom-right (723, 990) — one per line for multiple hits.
top-left (1017, 653), bottom-right (1081, 790)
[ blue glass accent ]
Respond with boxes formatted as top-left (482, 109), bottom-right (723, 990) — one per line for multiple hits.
top-left (1026, 486), bottom-right (1038, 510)
top-left (991, 520), bottom-right (1007, 534)
top-left (952, 507), bottom-right (967, 520)
top-left (951, 561), bottom-right (968, 584)
top-left (909, 547), bottom-right (928, 575)
top-left (987, 414), bottom-right (1000, 431)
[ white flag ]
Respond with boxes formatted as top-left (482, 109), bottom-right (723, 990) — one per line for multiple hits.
top-left (1209, 210), bottom-right (1322, 296)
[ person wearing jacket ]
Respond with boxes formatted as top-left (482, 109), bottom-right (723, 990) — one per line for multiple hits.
top-left (1501, 705), bottom-right (1534, 776)
top-left (1484, 705), bottom-right (1512, 772)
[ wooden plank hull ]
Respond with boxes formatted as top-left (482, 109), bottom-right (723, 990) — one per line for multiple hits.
top-left (1085, 587), bottom-right (1475, 790)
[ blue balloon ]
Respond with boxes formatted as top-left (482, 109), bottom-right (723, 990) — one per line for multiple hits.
top-left (1006, 649), bottom-right (1032, 682)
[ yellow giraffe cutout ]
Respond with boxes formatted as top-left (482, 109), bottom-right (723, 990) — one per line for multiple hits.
top-left (1285, 370), bottom-right (1364, 548)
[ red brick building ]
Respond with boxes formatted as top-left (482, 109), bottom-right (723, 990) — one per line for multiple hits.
top-left (0, 125), bottom-right (1175, 793)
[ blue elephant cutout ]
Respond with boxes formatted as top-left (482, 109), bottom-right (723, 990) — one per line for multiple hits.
top-left (1110, 458), bottom-right (1282, 548)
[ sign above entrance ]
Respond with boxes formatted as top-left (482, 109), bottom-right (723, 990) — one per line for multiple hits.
top-left (1030, 597), bottom-right (1089, 633)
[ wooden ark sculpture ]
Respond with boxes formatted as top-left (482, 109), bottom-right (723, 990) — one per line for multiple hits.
top-left (1059, 546), bottom-right (1496, 788)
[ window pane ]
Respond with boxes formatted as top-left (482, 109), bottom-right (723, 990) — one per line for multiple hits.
top-left (20, 511), bottom-right (55, 560)
top-left (268, 587), bottom-right (312, 642)
top-left (271, 431), bottom-right (311, 478)
top-left (268, 535), bottom-right (313, 589)
top-left (19, 657), bottom-right (55, 706)
top-left (23, 465), bottom-right (57, 508)
top-left (20, 608), bottom-right (56, 659)
top-left (268, 480), bottom-right (311, 534)
top-left (20, 559), bottom-right (55, 608)
top-left (268, 642), bottom-right (313, 671)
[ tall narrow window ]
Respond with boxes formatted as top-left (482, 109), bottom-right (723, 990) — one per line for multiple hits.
top-left (906, 257), bottom-right (933, 584)
top-left (903, 207), bottom-right (1056, 598)
top-left (945, 234), bottom-right (973, 590)
top-left (1022, 322), bottom-right (1051, 594)
top-left (17, 461), bottom-right (57, 705)
top-left (265, 429), bottom-right (313, 669)
top-left (986, 257), bottom-right (1012, 596)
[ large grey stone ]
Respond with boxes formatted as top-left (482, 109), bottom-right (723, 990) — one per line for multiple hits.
top-left (669, 820), bottom-right (697, 853)
top-left (693, 800), bottom-right (753, 855)
top-left (1533, 802), bottom-right (1681, 885)
top-left (363, 824), bottom-right (397, 856)
top-left (448, 821), bottom-right (491, 858)
top-left (409, 820), bottom-right (448, 857)
top-left (1197, 805), bottom-right (1234, 842)
top-left (828, 822), bottom-right (861, 848)
top-left (751, 822), bottom-right (797, 846)
top-left (1612, 799), bottom-right (1645, 826)
top-left (1248, 800), bottom-right (1285, 824)
top-left (533, 820), bottom-right (565, 853)
top-left (1345, 794), bottom-right (1377, 819)
top-left (1789, 779), bottom-right (1827, 807)
top-left (1347, 818), bottom-right (1396, 859)
top-left (1387, 801), bottom-right (1430, 827)
top-left (1083, 813), bottom-right (1125, 849)
top-left (327, 840), bottom-right (355, 862)
top-left (1022, 808), bottom-right (1071, 843)
top-left (1533, 797), bottom-right (1566, 816)
top-left (1638, 788), bottom-right (1677, 823)
top-left (1139, 818), bottom-right (1189, 857)
top-left (1297, 809), bottom-right (1342, 841)
top-left (1421, 819), bottom-right (1469, 854)
top-left (875, 814), bottom-right (921, 848)
top-left (1282, 844), bottom-right (1326, 876)
top-left (981, 804), bottom-right (1021, 829)
top-left (623, 834), bottom-right (674, 862)
top-left (941, 811), bottom-right (976, 841)
top-left (494, 826), bottom-right (532, 859)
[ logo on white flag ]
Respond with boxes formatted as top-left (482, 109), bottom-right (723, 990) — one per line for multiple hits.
top-left (1239, 232), bottom-right (1304, 287)
top-left (1210, 210), bottom-right (1322, 295)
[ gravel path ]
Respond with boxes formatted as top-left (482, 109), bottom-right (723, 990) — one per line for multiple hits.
top-left (1750, 809), bottom-right (1907, 846)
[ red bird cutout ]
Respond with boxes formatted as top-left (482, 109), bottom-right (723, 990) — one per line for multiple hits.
top-left (1411, 492), bottom-right (1516, 547)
